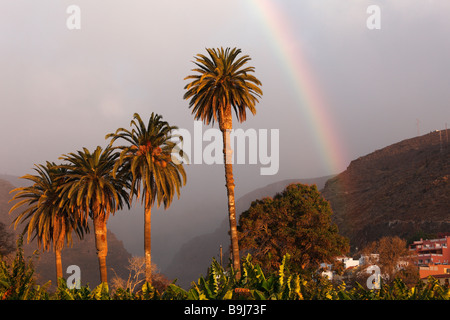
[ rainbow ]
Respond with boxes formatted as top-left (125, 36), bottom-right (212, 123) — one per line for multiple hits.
top-left (249, 0), bottom-right (348, 175)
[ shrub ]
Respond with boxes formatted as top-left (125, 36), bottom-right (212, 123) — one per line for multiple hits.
top-left (1, 244), bottom-right (449, 300)
top-left (0, 236), bottom-right (50, 300)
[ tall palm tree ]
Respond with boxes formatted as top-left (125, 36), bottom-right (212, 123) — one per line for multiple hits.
top-left (58, 146), bottom-right (130, 284)
top-left (106, 112), bottom-right (186, 284)
top-left (183, 47), bottom-right (263, 277)
top-left (9, 162), bottom-right (87, 282)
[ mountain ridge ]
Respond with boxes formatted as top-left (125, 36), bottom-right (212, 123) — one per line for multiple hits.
top-left (322, 129), bottom-right (449, 250)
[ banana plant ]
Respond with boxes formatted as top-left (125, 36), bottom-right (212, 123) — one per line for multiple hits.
top-left (55, 278), bottom-right (92, 300)
top-left (0, 236), bottom-right (50, 300)
top-left (189, 258), bottom-right (235, 300)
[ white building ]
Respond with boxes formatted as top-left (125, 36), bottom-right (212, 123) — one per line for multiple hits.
top-left (338, 256), bottom-right (360, 269)
top-left (359, 254), bottom-right (379, 265)
top-left (320, 256), bottom-right (362, 280)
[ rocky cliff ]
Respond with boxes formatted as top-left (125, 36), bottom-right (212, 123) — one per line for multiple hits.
top-left (322, 129), bottom-right (449, 251)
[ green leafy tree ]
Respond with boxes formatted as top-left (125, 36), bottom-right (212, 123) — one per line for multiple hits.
top-left (237, 183), bottom-right (349, 274)
top-left (9, 162), bottom-right (87, 281)
top-left (106, 112), bottom-right (186, 284)
top-left (58, 146), bottom-right (130, 284)
top-left (184, 47), bottom-right (263, 278)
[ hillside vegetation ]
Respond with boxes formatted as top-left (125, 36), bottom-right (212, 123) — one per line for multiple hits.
top-left (322, 130), bottom-right (449, 250)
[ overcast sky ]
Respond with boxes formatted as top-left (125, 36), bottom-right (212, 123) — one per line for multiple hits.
top-left (1, 0), bottom-right (449, 267)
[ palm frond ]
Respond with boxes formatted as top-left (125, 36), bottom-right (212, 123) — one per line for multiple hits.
top-left (8, 162), bottom-right (87, 251)
top-left (183, 47), bottom-right (262, 127)
top-left (106, 112), bottom-right (187, 209)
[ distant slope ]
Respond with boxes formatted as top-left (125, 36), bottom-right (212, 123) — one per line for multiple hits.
top-left (0, 178), bottom-right (132, 288)
top-left (0, 174), bottom-right (30, 188)
top-left (322, 129), bottom-right (450, 250)
top-left (164, 176), bottom-right (333, 288)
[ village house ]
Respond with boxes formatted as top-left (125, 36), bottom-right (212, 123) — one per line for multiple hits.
top-left (409, 236), bottom-right (450, 286)
top-left (320, 255), bottom-right (370, 281)
top-left (321, 237), bottom-right (450, 286)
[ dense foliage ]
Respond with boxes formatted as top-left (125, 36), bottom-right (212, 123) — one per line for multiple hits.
top-left (1, 239), bottom-right (448, 300)
top-left (238, 183), bottom-right (349, 274)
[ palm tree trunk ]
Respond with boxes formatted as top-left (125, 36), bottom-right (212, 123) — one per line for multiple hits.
top-left (55, 248), bottom-right (63, 281)
top-left (144, 200), bottom-right (152, 285)
top-left (220, 106), bottom-right (241, 279)
top-left (54, 219), bottom-right (65, 282)
top-left (93, 211), bottom-right (108, 284)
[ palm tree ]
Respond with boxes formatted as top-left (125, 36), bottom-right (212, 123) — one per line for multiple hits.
top-left (58, 146), bottom-right (130, 284)
top-left (9, 162), bottom-right (87, 282)
top-left (106, 112), bottom-right (186, 284)
top-left (183, 47), bottom-right (263, 277)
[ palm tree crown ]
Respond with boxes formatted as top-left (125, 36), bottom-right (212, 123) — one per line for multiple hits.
top-left (9, 162), bottom-right (85, 251)
top-left (58, 146), bottom-right (130, 220)
top-left (106, 112), bottom-right (186, 209)
top-left (183, 47), bottom-right (262, 128)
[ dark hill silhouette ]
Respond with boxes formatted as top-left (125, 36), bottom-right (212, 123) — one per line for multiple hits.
top-left (322, 129), bottom-right (449, 251)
